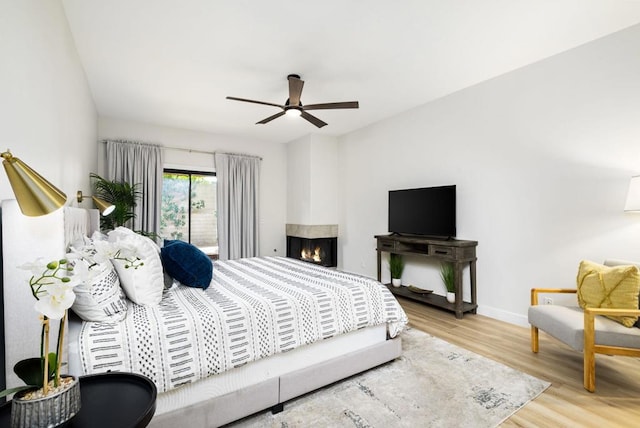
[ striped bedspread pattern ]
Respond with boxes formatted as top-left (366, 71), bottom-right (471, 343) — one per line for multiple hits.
top-left (77, 257), bottom-right (407, 393)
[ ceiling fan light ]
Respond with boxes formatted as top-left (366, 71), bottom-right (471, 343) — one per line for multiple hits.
top-left (286, 108), bottom-right (301, 117)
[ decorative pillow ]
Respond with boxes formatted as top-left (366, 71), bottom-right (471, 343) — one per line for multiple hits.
top-left (576, 260), bottom-right (640, 327)
top-left (161, 240), bottom-right (213, 289)
top-left (71, 260), bottom-right (128, 322)
top-left (108, 227), bottom-right (164, 306)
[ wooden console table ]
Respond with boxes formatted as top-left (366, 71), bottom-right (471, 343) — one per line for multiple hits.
top-left (375, 234), bottom-right (478, 318)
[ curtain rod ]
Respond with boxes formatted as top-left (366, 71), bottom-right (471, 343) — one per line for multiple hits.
top-left (213, 151), bottom-right (262, 160)
top-left (99, 140), bottom-right (262, 160)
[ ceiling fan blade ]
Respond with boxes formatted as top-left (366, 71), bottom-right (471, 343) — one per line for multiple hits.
top-left (256, 111), bottom-right (286, 124)
top-left (301, 111), bottom-right (328, 128)
top-left (288, 76), bottom-right (304, 106)
top-left (226, 96), bottom-right (284, 109)
top-left (303, 101), bottom-right (359, 110)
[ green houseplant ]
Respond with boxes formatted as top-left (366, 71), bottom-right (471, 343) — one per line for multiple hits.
top-left (90, 173), bottom-right (141, 230)
top-left (440, 262), bottom-right (456, 303)
top-left (388, 253), bottom-right (405, 287)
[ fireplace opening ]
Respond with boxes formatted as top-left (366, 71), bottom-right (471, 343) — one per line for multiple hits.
top-left (286, 236), bottom-right (337, 268)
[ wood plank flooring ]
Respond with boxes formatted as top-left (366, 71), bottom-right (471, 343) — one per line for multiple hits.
top-left (398, 298), bottom-right (640, 427)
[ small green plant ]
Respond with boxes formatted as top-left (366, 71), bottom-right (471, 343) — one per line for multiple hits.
top-left (440, 262), bottom-right (455, 293)
top-left (388, 253), bottom-right (405, 279)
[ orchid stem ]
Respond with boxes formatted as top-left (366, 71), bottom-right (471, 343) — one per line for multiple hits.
top-left (55, 312), bottom-right (66, 387)
top-left (42, 317), bottom-right (49, 396)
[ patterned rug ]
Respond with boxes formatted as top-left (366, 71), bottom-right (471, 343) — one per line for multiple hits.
top-left (227, 328), bottom-right (550, 428)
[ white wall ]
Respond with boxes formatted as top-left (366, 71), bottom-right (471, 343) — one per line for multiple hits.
top-left (98, 117), bottom-right (288, 256)
top-left (309, 135), bottom-right (339, 225)
top-left (338, 24), bottom-right (640, 326)
top-left (287, 134), bottom-right (339, 225)
top-left (0, 0), bottom-right (97, 203)
top-left (0, 0), bottom-right (96, 388)
top-left (287, 135), bottom-right (312, 224)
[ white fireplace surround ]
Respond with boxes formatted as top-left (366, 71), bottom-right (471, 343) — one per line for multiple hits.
top-left (286, 224), bottom-right (338, 239)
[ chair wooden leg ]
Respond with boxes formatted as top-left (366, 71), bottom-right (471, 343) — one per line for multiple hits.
top-left (584, 352), bottom-right (595, 392)
top-left (583, 310), bottom-right (596, 392)
top-left (530, 289), bottom-right (540, 354)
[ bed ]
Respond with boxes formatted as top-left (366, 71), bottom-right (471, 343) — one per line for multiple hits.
top-left (1, 200), bottom-right (407, 427)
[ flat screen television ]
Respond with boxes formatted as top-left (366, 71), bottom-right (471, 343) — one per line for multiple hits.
top-left (388, 185), bottom-right (456, 238)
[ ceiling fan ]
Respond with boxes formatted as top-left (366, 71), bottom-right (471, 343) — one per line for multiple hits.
top-left (226, 74), bottom-right (359, 128)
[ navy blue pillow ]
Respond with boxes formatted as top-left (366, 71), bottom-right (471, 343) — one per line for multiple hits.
top-left (161, 240), bottom-right (213, 289)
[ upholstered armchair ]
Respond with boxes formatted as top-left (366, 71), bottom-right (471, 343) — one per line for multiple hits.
top-left (528, 260), bottom-right (640, 392)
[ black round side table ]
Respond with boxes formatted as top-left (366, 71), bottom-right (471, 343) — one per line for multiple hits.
top-left (0, 372), bottom-right (157, 428)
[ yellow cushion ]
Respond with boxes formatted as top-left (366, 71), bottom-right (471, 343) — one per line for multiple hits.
top-left (576, 260), bottom-right (640, 327)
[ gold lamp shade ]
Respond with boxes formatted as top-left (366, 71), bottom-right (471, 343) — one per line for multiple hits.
top-left (1, 150), bottom-right (67, 216)
top-left (76, 190), bottom-right (115, 216)
top-left (92, 196), bottom-right (116, 216)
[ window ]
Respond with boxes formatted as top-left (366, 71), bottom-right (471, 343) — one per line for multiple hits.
top-left (160, 169), bottom-right (218, 256)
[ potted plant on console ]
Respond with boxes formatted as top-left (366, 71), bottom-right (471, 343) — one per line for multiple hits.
top-left (440, 262), bottom-right (456, 303)
top-left (388, 253), bottom-right (405, 288)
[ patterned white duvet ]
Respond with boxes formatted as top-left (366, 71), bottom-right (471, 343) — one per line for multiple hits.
top-left (78, 257), bottom-right (407, 393)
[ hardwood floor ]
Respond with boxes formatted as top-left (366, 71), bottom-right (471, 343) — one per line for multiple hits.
top-left (398, 298), bottom-right (640, 427)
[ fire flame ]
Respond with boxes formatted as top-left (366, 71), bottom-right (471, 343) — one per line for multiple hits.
top-left (301, 247), bottom-right (322, 263)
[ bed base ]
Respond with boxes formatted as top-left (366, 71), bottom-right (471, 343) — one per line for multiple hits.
top-left (149, 336), bottom-right (401, 427)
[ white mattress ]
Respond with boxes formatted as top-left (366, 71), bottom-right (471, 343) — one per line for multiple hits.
top-left (69, 319), bottom-right (387, 414)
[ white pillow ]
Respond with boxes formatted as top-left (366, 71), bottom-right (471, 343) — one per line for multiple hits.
top-left (108, 227), bottom-right (164, 306)
top-left (72, 260), bottom-right (128, 322)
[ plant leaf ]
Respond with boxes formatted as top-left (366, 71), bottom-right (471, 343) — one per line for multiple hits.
top-left (47, 352), bottom-right (58, 380)
top-left (13, 353), bottom-right (58, 387)
top-left (14, 358), bottom-right (44, 387)
top-left (0, 385), bottom-right (37, 399)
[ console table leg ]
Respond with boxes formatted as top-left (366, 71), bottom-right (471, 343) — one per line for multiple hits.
top-left (454, 262), bottom-right (463, 319)
top-left (470, 259), bottom-right (477, 314)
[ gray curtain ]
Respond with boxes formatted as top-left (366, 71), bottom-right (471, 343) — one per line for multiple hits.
top-left (106, 140), bottom-right (164, 236)
top-left (215, 152), bottom-right (261, 260)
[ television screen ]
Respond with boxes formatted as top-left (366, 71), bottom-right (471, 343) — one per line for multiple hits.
top-left (388, 185), bottom-right (456, 238)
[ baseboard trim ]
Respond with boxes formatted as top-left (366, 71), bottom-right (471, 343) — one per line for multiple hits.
top-left (477, 305), bottom-right (529, 327)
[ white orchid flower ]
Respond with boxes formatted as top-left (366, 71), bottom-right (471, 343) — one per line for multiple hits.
top-left (34, 283), bottom-right (76, 320)
top-left (18, 258), bottom-right (47, 277)
top-left (67, 259), bottom-right (95, 285)
top-left (91, 239), bottom-right (120, 264)
top-left (114, 240), bottom-right (138, 260)
top-left (97, 237), bottom-right (143, 269)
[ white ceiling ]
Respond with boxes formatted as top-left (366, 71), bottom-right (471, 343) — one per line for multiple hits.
top-left (61, 1), bottom-right (640, 144)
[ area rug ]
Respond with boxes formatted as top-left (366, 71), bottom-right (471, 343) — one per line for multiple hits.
top-left (226, 328), bottom-right (550, 428)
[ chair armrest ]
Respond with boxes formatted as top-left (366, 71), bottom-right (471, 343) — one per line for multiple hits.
top-left (583, 307), bottom-right (640, 318)
top-left (530, 288), bottom-right (577, 305)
